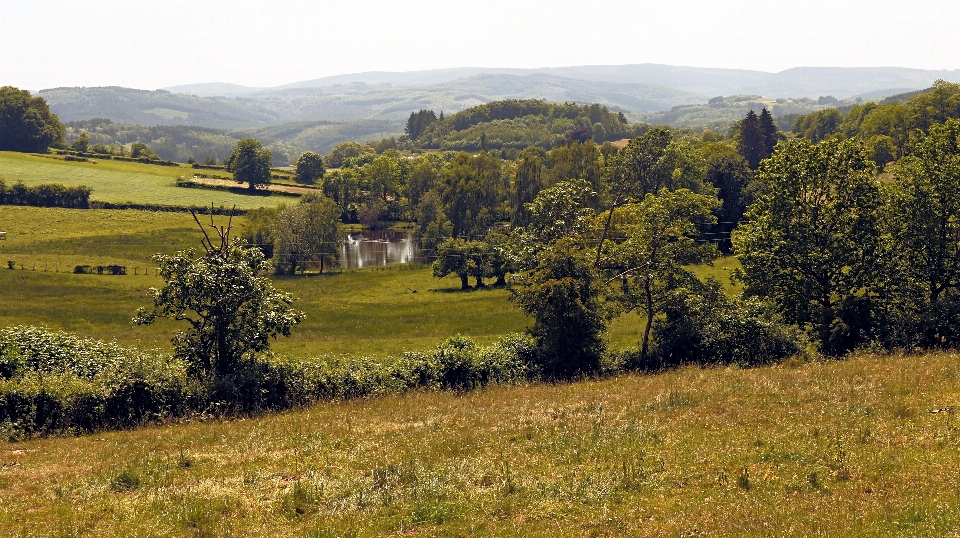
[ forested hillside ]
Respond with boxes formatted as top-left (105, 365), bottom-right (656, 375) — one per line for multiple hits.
top-left (163, 64), bottom-right (960, 100)
top-left (42, 74), bottom-right (704, 129)
top-left (637, 94), bottom-right (857, 130)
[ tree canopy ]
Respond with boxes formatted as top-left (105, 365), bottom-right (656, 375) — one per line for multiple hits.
top-left (134, 213), bottom-right (304, 379)
top-left (0, 86), bottom-right (64, 152)
top-left (226, 138), bottom-right (272, 191)
top-left (733, 138), bottom-right (883, 355)
top-left (294, 151), bottom-right (325, 184)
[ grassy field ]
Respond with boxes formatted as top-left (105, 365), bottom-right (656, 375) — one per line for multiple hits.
top-left (0, 152), bottom-right (290, 209)
top-left (2, 352), bottom-right (958, 536)
top-left (0, 206), bottom-right (664, 356)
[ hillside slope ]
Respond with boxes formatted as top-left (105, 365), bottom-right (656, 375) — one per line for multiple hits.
top-left (167, 64), bottom-right (960, 99)
top-left (42, 74), bottom-right (704, 129)
top-left (2, 352), bottom-right (958, 535)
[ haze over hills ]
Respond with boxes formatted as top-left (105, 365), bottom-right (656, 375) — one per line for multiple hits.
top-left (165, 64), bottom-right (960, 100)
top-left (38, 63), bottom-right (960, 158)
top-left (42, 73), bottom-right (704, 129)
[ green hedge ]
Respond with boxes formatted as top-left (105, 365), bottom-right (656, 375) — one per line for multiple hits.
top-left (0, 180), bottom-right (91, 208)
top-left (0, 327), bottom-right (195, 437)
top-left (0, 327), bottom-right (537, 439)
top-left (87, 201), bottom-right (249, 215)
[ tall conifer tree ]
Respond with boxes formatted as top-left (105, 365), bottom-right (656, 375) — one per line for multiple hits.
top-left (738, 110), bottom-right (765, 169)
top-left (759, 107), bottom-right (779, 156)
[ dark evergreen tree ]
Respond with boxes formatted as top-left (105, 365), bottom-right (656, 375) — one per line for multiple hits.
top-left (738, 110), bottom-right (765, 169)
top-left (759, 107), bottom-right (779, 156)
top-left (404, 109), bottom-right (437, 140)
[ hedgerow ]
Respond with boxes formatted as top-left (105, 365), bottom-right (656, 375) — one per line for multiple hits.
top-left (0, 327), bottom-right (537, 439)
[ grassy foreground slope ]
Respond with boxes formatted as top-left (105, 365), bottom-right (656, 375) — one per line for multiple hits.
top-left (0, 152), bottom-right (289, 209)
top-left (2, 353), bottom-right (958, 536)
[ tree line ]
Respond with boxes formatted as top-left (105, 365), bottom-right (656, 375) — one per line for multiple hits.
top-left (788, 79), bottom-right (960, 168)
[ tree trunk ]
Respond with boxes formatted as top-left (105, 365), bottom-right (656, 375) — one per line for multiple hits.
top-left (640, 277), bottom-right (654, 365)
top-left (460, 274), bottom-right (470, 290)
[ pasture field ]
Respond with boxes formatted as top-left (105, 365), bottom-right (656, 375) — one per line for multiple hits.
top-left (0, 206), bottom-right (538, 356)
top-left (0, 206), bottom-right (664, 356)
top-left (0, 152), bottom-right (290, 209)
top-left (2, 352), bottom-right (959, 536)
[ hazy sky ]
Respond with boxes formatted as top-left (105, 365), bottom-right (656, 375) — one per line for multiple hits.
top-left (1, 0), bottom-right (957, 91)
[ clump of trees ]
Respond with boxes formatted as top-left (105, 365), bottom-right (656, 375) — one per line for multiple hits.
top-left (734, 118), bottom-right (960, 354)
top-left (737, 108), bottom-right (780, 169)
top-left (226, 138), bottom-right (272, 191)
top-left (242, 194), bottom-right (344, 274)
top-left (420, 128), bottom-right (800, 378)
top-left (789, 79), bottom-right (960, 166)
top-left (403, 100), bottom-right (638, 153)
top-left (405, 109), bottom-right (437, 140)
top-left (64, 118), bottom-right (237, 163)
top-left (0, 86), bottom-right (64, 152)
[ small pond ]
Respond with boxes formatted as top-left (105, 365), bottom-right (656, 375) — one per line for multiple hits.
top-left (340, 229), bottom-right (424, 269)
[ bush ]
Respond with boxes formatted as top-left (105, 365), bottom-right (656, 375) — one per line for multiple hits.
top-left (0, 326), bottom-right (193, 438)
top-left (651, 277), bottom-right (808, 369)
top-left (73, 265), bottom-right (126, 275)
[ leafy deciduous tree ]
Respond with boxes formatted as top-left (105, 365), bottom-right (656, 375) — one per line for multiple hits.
top-left (733, 138), bottom-right (883, 355)
top-left (226, 138), bottom-right (272, 191)
top-left (598, 189), bottom-right (719, 363)
top-left (511, 237), bottom-right (607, 377)
top-left (884, 119), bottom-right (960, 346)
top-left (294, 152), bottom-right (325, 184)
top-left (0, 86), bottom-right (64, 152)
top-left (134, 212), bottom-right (304, 379)
top-left (273, 194), bottom-right (343, 274)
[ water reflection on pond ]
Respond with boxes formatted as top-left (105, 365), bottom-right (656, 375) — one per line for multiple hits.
top-left (340, 229), bottom-right (423, 269)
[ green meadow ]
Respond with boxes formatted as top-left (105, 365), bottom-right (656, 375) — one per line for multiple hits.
top-left (0, 151), bottom-right (289, 209)
top-left (0, 205), bottom-right (665, 356)
top-left (2, 167), bottom-right (959, 536)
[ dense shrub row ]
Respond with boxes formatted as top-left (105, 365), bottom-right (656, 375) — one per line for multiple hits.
top-left (0, 319), bottom-right (811, 440)
top-left (54, 149), bottom-right (179, 166)
top-left (175, 178), bottom-right (299, 197)
top-left (192, 172), bottom-right (230, 180)
top-left (73, 265), bottom-right (127, 275)
top-left (0, 179), bottom-right (91, 208)
top-left (87, 201), bottom-right (249, 215)
top-left (0, 327), bottom-right (195, 436)
top-left (111, 156), bottom-right (179, 166)
top-left (0, 327), bottom-right (537, 439)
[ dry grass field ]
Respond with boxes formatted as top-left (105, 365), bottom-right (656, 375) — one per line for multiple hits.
top-left (2, 352), bottom-right (958, 536)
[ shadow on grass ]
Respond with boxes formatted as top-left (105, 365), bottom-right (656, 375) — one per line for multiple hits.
top-left (431, 283), bottom-right (510, 294)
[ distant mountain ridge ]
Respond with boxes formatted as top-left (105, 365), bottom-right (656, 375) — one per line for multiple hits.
top-left (42, 74), bottom-right (705, 129)
top-left (38, 64), bottom-right (960, 159)
top-left (163, 64), bottom-right (960, 100)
